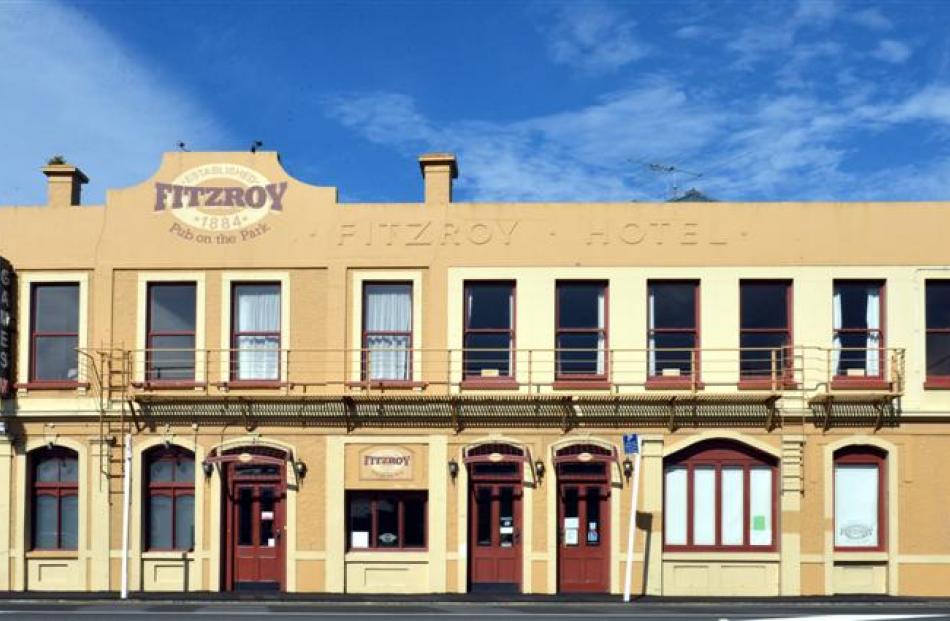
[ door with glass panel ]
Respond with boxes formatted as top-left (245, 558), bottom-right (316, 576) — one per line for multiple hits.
top-left (362, 282), bottom-right (412, 382)
top-left (226, 463), bottom-right (285, 591)
top-left (469, 482), bottom-right (522, 592)
top-left (556, 446), bottom-right (611, 593)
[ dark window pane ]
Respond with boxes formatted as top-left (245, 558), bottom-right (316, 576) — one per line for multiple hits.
top-left (234, 284), bottom-right (280, 332)
top-left (740, 332), bottom-right (789, 376)
top-left (175, 494), bottom-right (195, 550)
top-left (34, 494), bottom-right (58, 549)
top-left (557, 283), bottom-right (604, 329)
top-left (927, 282), bottom-right (950, 328)
top-left (463, 332), bottom-right (512, 376)
top-left (148, 334), bottom-right (196, 380)
top-left (403, 497), bottom-right (425, 547)
top-left (476, 488), bottom-right (491, 546)
top-left (586, 486), bottom-right (601, 546)
top-left (259, 488), bottom-right (274, 546)
top-left (35, 457), bottom-right (61, 482)
top-left (60, 457), bottom-right (78, 483)
top-left (651, 332), bottom-right (696, 376)
top-left (472, 463), bottom-right (519, 477)
top-left (149, 284), bottom-right (196, 333)
top-left (837, 332), bottom-right (872, 372)
top-left (741, 282), bottom-right (788, 329)
top-left (557, 332), bottom-right (603, 375)
top-left (927, 333), bottom-right (950, 376)
top-left (559, 462), bottom-right (607, 477)
top-left (234, 464), bottom-right (280, 477)
top-left (237, 488), bottom-right (253, 546)
top-left (60, 495), bottom-right (78, 550)
top-left (376, 499), bottom-right (399, 548)
top-left (175, 458), bottom-right (195, 483)
top-left (466, 284), bottom-right (513, 330)
top-left (650, 283), bottom-right (696, 329)
top-left (34, 335), bottom-right (79, 381)
top-left (33, 284), bottom-right (79, 332)
top-left (149, 459), bottom-right (174, 483)
top-left (149, 494), bottom-right (173, 549)
top-left (499, 487), bottom-right (515, 547)
top-left (836, 283), bottom-right (880, 329)
top-left (348, 496), bottom-right (372, 548)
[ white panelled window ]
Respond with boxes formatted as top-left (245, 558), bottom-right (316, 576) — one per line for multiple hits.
top-left (363, 282), bottom-right (413, 381)
top-left (832, 281), bottom-right (884, 378)
top-left (834, 447), bottom-right (886, 549)
top-left (663, 441), bottom-right (777, 550)
top-left (232, 283), bottom-right (281, 381)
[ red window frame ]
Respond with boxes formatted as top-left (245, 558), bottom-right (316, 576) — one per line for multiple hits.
top-left (361, 281), bottom-right (414, 383)
top-left (647, 280), bottom-right (700, 388)
top-left (833, 446), bottom-right (887, 552)
top-left (924, 280), bottom-right (950, 388)
top-left (31, 447), bottom-right (79, 551)
top-left (832, 280), bottom-right (886, 387)
top-left (146, 282), bottom-right (197, 383)
top-left (739, 280), bottom-right (793, 388)
top-left (663, 441), bottom-right (778, 552)
top-left (345, 491), bottom-right (428, 551)
top-left (29, 282), bottom-right (80, 385)
top-left (554, 280), bottom-right (609, 384)
top-left (145, 446), bottom-right (195, 552)
top-left (230, 282), bottom-right (282, 383)
top-left (462, 280), bottom-right (516, 387)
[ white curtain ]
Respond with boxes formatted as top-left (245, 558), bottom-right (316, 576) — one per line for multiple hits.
top-left (866, 287), bottom-right (881, 376)
top-left (721, 468), bottom-right (744, 545)
top-left (664, 467), bottom-right (687, 545)
top-left (365, 284), bottom-right (412, 380)
top-left (749, 468), bottom-right (773, 546)
top-left (596, 288), bottom-right (606, 375)
top-left (648, 290), bottom-right (656, 376)
top-left (236, 286), bottom-right (280, 380)
top-left (834, 464), bottom-right (879, 547)
top-left (832, 289), bottom-right (842, 375)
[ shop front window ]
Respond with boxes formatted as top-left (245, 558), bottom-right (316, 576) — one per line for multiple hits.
top-left (346, 492), bottom-right (427, 550)
top-left (145, 446), bottom-right (195, 551)
top-left (834, 446), bottom-right (886, 550)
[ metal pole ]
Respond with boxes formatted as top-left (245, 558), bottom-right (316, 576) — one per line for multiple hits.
top-left (120, 433), bottom-right (132, 599)
top-left (622, 436), bottom-right (642, 603)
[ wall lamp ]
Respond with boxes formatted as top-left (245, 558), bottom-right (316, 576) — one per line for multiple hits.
top-left (202, 460), bottom-right (214, 478)
top-left (448, 458), bottom-right (459, 480)
top-left (623, 458), bottom-right (634, 480)
top-left (534, 459), bottom-right (546, 481)
top-left (294, 460), bottom-right (308, 479)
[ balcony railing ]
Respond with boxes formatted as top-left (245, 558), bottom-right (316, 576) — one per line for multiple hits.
top-left (71, 345), bottom-right (905, 400)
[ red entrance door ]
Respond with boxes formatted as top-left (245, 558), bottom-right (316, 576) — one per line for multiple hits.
top-left (226, 464), bottom-right (285, 591)
top-left (469, 482), bottom-right (522, 592)
top-left (558, 482), bottom-right (610, 592)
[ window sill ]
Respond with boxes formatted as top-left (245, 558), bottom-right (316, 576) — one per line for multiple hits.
top-left (16, 381), bottom-right (90, 391)
top-left (646, 377), bottom-right (703, 390)
top-left (26, 550), bottom-right (79, 559)
top-left (460, 378), bottom-right (519, 390)
top-left (132, 381), bottom-right (207, 390)
top-left (924, 378), bottom-right (950, 390)
top-left (345, 549), bottom-right (428, 562)
top-left (220, 380), bottom-right (284, 390)
top-left (141, 550), bottom-right (195, 559)
top-left (832, 550), bottom-right (888, 562)
top-left (738, 379), bottom-right (798, 391)
top-left (662, 550), bottom-right (779, 562)
top-left (830, 378), bottom-right (890, 390)
top-left (552, 379), bottom-right (611, 390)
top-left (346, 380), bottom-right (427, 390)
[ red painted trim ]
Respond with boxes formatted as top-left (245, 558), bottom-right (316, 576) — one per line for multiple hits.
top-left (645, 377), bottom-right (705, 390)
top-left (144, 446), bottom-right (196, 552)
top-left (463, 280), bottom-right (516, 380)
top-left (345, 492), bottom-right (428, 551)
top-left (923, 378), bottom-right (950, 389)
top-left (29, 447), bottom-right (79, 551)
top-left (345, 380), bottom-right (427, 390)
top-left (829, 378), bottom-right (891, 390)
top-left (222, 380), bottom-right (284, 389)
top-left (552, 380), bottom-right (611, 390)
top-left (737, 379), bottom-right (798, 391)
top-left (555, 280), bottom-right (609, 381)
top-left (16, 381), bottom-right (90, 390)
top-left (133, 380), bottom-right (207, 390)
top-left (833, 446), bottom-right (887, 552)
top-left (460, 378), bottom-right (520, 390)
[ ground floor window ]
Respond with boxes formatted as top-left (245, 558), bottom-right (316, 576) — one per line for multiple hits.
top-left (664, 440), bottom-right (777, 551)
top-left (31, 446), bottom-right (79, 550)
top-left (145, 446), bottom-right (195, 551)
top-left (346, 491), bottom-right (426, 550)
top-left (834, 446), bottom-right (886, 550)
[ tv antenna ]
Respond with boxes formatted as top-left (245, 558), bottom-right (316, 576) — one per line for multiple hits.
top-left (250, 140), bottom-right (263, 153)
top-left (646, 162), bottom-right (703, 200)
top-left (176, 141), bottom-right (189, 152)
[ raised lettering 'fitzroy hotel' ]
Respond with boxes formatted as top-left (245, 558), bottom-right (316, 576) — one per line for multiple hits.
top-left (0, 151), bottom-right (948, 597)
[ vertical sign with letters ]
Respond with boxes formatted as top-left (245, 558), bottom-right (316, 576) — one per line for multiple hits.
top-left (0, 258), bottom-right (14, 396)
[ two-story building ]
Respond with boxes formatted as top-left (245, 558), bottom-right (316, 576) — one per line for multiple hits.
top-left (0, 151), bottom-right (946, 597)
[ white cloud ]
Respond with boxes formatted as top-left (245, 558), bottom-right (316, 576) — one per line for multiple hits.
top-left (871, 39), bottom-right (912, 64)
top-left (884, 84), bottom-right (950, 124)
top-left (0, 1), bottom-right (230, 205)
top-left (850, 7), bottom-right (893, 31)
top-left (537, 2), bottom-right (648, 74)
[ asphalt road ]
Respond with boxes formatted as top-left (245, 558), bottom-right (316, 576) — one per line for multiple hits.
top-left (1, 600), bottom-right (950, 621)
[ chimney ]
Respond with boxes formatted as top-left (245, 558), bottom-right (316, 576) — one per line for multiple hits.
top-left (42, 163), bottom-right (89, 207)
top-left (418, 153), bottom-right (457, 204)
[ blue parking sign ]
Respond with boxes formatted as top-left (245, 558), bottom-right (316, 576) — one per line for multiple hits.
top-left (623, 433), bottom-right (639, 455)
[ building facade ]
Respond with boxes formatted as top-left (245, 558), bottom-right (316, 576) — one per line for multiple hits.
top-left (0, 151), bottom-right (947, 596)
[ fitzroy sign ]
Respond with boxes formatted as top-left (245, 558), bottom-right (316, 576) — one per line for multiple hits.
top-left (154, 164), bottom-right (286, 245)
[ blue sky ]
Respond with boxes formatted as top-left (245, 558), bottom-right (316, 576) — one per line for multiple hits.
top-left (2, 0), bottom-right (949, 204)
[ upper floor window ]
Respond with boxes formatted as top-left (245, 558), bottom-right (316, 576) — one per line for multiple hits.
top-left (32, 447), bottom-right (79, 550)
top-left (147, 283), bottom-right (196, 381)
top-left (30, 283), bottom-right (79, 383)
top-left (145, 446), bottom-right (195, 551)
top-left (555, 281), bottom-right (607, 379)
top-left (648, 280), bottom-right (699, 381)
top-left (232, 283), bottom-right (280, 381)
top-left (834, 446), bottom-right (886, 550)
top-left (363, 282), bottom-right (412, 381)
top-left (833, 281), bottom-right (884, 379)
top-left (463, 281), bottom-right (514, 381)
top-left (740, 280), bottom-right (792, 381)
top-left (664, 440), bottom-right (776, 551)
top-left (925, 281), bottom-right (950, 384)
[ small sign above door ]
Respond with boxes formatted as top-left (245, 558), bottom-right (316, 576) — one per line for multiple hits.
top-left (359, 446), bottom-right (414, 480)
